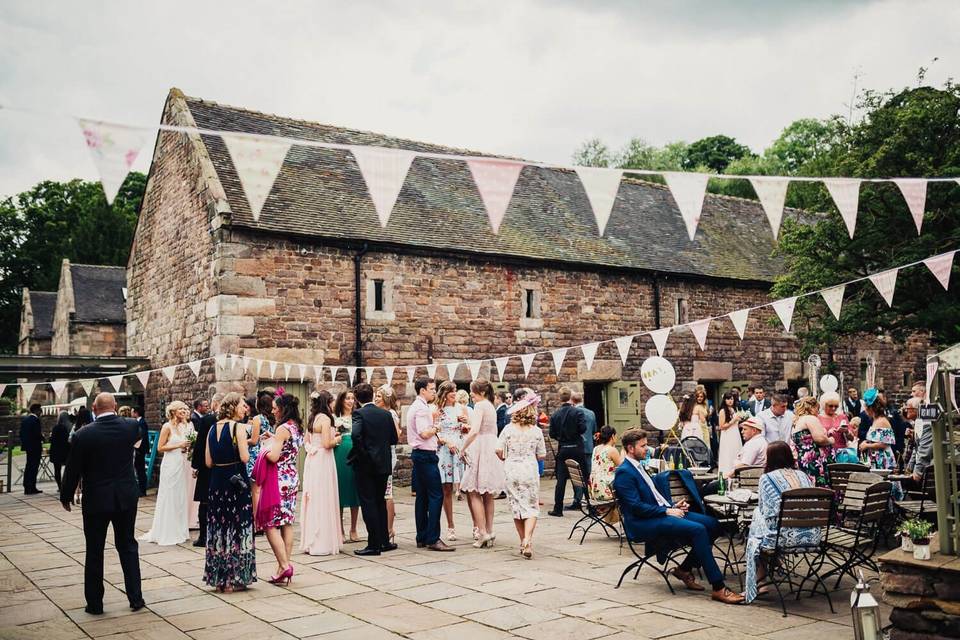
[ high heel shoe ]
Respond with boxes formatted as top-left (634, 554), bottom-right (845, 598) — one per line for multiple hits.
top-left (268, 564), bottom-right (294, 585)
top-left (521, 539), bottom-right (532, 559)
top-left (474, 533), bottom-right (495, 549)
top-left (472, 533), bottom-right (487, 549)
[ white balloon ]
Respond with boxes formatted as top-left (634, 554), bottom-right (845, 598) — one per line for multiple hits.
top-left (645, 394), bottom-right (679, 431)
top-left (820, 374), bottom-right (839, 394)
top-left (640, 356), bottom-right (676, 394)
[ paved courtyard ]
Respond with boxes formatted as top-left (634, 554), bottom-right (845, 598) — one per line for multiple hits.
top-left (0, 476), bottom-right (881, 639)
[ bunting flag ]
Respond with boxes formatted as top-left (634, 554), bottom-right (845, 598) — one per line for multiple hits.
top-left (821, 284), bottom-right (845, 321)
top-left (426, 364), bottom-right (438, 378)
top-left (50, 380), bottom-right (67, 399)
top-left (406, 367), bottom-right (417, 384)
top-left (924, 361), bottom-right (937, 403)
top-left (949, 373), bottom-right (958, 412)
top-left (295, 364), bottom-right (304, 382)
top-left (222, 133), bottom-right (291, 222)
top-left (77, 119), bottom-right (150, 204)
top-left (772, 297), bottom-right (797, 332)
top-left (520, 353), bottom-right (536, 379)
top-left (688, 318), bottom-right (711, 351)
top-left (868, 268), bottom-right (898, 306)
top-left (351, 146), bottom-right (416, 227)
top-left (363, 366), bottom-right (373, 383)
top-left (581, 342), bottom-right (600, 371)
top-left (467, 159), bottom-right (524, 234)
top-left (575, 167), bottom-right (622, 235)
top-left (0, 384), bottom-right (5, 398)
top-left (924, 251), bottom-right (955, 290)
top-left (346, 366), bottom-right (357, 385)
top-left (614, 335), bottom-right (633, 365)
top-left (20, 383), bottom-right (37, 402)
top-left (493, 357), bottom-right (510, 382)
top-left (108, 375), bottom-right (124, 392)
top-left (243, 356), bottom-right (254, 373)
top-left (265, 360), bottom-right (277, 379)
top-left (227, 354), bottom-right (237, 371)
top-left (80, 379), bottom-right (96, 396)
top-left (467, 360), bottom-right (483, 381)
top-left (444, 361), bottom-right (460, 381)
top-left (187, 360), bottom-right (202, 379)
top-left (649, 327), bottom-right (670, 356)
top-left (215, 354), bottom-right (227, 370)
top-left (162, 365), bottom-right (177, 383)
top-left (329, 366), bottom-right (340, 383)
top-left (728, 309), bottom-right (749, 340)
top-left (892, 178), bottom-right (927, 234)
top-left (663, 172), bottom-right (710, 240)
top-left (823, 178), bottom-right (861, 238)
top-left (283, 363), bottom-right (292, 380)
top-left (550, 348), bottom-right (568, 375)
top-left (253, 359), bottom-right (263, 378)
top-left (384, 366), bottom-right (396, 383)
top-left (136, 370), bottom-right (151, 389)
top-left (749, 177), bottom-right (790, 239)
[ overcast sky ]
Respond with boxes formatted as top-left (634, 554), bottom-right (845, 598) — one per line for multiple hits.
top-left (0, 0), bottom-right (957, 198)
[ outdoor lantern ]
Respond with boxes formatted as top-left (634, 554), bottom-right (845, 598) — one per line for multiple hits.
top-left (850, 571), bottom-right (882, 640)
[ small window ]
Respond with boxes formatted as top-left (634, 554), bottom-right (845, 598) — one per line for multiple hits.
top-left (522, 287), bottom-right (541, 319)
top-left (525, 289), bottom-right (535, 318)
top-left (674, 297), bottom-right (688, 325)
top-left (365, 276), bottom-right (395, 321)
top-left (902, 371), bottom-right (913, 387)
top-left (373, 279), bottom-right (384, 312)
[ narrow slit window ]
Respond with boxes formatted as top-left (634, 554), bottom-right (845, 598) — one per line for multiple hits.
top-left (525, 289), bottom-right (535, 318)
top-left (373, 279), bottom-right (385, 312)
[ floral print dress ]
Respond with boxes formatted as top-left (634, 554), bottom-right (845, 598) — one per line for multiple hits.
top-left (437, 406), bottom-right (465, 484)
top-left (269, 420), bottom-right (303, 528)
top-left (496, 423), bottom-right (545, 519)
top-left (245, 414), bottom-right (274, 477)
top-left (791, 418), bottom-right (834, 488)
top-left (588, 445), bottom-right (617, 502)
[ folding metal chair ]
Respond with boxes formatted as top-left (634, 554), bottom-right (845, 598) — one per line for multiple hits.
top-left (565, 459), bottom-right (621, 545)
top-left (896, 466), bottom-right (937, 519)
top-left (612, 487), bottom-right (691, 592)
top-left (826, 463), bottom-right (870, 503)
top-left (823, 481), bottom-right (892, 588)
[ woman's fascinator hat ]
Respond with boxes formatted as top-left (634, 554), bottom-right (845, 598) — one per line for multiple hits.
top-left (863, 387), bottom-right (879, 407)
top-left (507, 391), bottom-right (542, 415)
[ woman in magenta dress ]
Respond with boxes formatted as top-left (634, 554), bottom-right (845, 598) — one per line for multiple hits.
top-left (300, 390), bottom-right (342, 556)
top-left (459, 378), bottom-right (506, 549)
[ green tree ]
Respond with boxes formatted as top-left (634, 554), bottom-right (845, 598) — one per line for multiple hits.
top-left (0, 174), bottom-right (145, 354)
top-left (571, 138), bottom-right (612, 167)
top-left (683, 134), bottom-right (753, 173)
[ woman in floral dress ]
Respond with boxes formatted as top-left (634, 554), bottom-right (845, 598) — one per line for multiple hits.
top-left (247, 393), bottom-right (275, 520)
top-left (790, 396), bottom-right (835, 488)
top-left (588, 426), bottom-right (623, 524)
top-left (261, 393), bottom-right (303, 585)
top-left (859, 390), bottom-right (904, 498)
top-left (496, 391), bottom-right (546, 558)
top-left (435, 381), bottom-right (466, 541)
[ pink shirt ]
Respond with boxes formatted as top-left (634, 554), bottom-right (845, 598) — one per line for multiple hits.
top-left (406, 396), bottom-right (437, 451)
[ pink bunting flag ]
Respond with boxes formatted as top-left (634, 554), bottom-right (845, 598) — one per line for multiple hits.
top-left (351, 146), bottom-right (416, 227)
top-left (823, 178), bottom-right (861, 238)
top-left (728, 309), bottom-right (749, 340)
top-left (222, 134), bottom-right (291, 222)
top-left (749, 177), bottom-right (790, 239)
top-left (77, 119), bottom-right (150, 204)
top-left (581, 342), bottom-right (600, 371)
top-left (821, 284), bottom-right (845, 321)
top-left (188, 360), bottom-right (202, 379)
top-left (925, 361), bottom-right (937, 403)
top-left (688, 318), bottom-right (711, 351)
top-left (384, 366), bottom-right (396, 382)
top-left (493, 357), bottom-right (510, 382)
top-left (923, 251), bottom-right (955, 290)
top-left (346, 366), bottom-right (357, 385)
top-left (892, 178), bottom-right (927, 234)
top-left (550, 348), bottom-right (568, 375)
top-left (772, 297), bottom-right (797, 332)
top-left (406, 367), bottom-right (416, 384)
top-left (444, 362), bottom-right (460, 381)
top-left (649, 328), bottom-right (670, 356)
top-left (949, 373), bottom-right (958, 412)
top-left (467, 360), bottom-right (483, 381)
top-left (50, 380), bottom-right (67, 399)
top-left (664, 172), bottom-right (710, 241)
top-left (868, 268), bottom-right (898, 307)
top-left (108, 375), bottom-right (124, 392)
top-left (20, 383), bottom-right (37, 403)
top-left (162, 366), bottom-right (177, 383)
top-left (614, 336), bottom-right (633, 365)
top-left (575, 167), bottom-right (623, 236)
top-left (425, 364), bottom-right (438, 379)
top-left (467, 159), bottom-right (524, 235)
top-left (520, 353), bottom-right (536, 379)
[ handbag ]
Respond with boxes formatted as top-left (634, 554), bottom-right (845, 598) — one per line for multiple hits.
top-left (221, 421), bottom-right (249, 492)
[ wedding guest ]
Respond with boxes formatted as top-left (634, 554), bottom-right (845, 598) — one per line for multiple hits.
top-left (859, 389), bottom-right (897, 471)
top-left (701, 417), bottom-right (767, 496)
top-left (139, 401), bottom-right (192, 545)
top-left (791, 396), bottom-right (834, 487)
top-left (588, 426), bottom-right (622, 523)
top-left (192, 394), bottom-right (222, 547)
top-left (334, 389), bottom-right (361, 543)
top-left (456, 389), bottom-right (476, 426)
top-left (19, 403), bottom-right (44, 494)
top-left (759, 394), bottom-right (794, 443)
top-left (350, 383), bottom-right (399, 556)
top-left (678, 395), bottom-right (708, 445)
top-left (547, 387), bottom-right (587, 517)
top-left (118, 406), bottom-right (132, 417)
top-left (817, 391), bottom-right (849, 452)
top-left (844, 387), bottom-right (862, 420)
top-left (569, 391), bottom-right (597, 510)
top-left (496, 390), bottom-right (547, 558)
top-left (247, 393), bottom-right (275, 522)
top-left (435, 381), bottom-right (466, 541)
top-left (460, 379), bottom-right (506, 548)
top-left (407, 377), bottom-right (453, 551)
top-left (49, 411), bottom-right (72, 493)
top-left (60, 392), bottom-right (144, 615)
top-left (72, 406), bottom-right (93, 441)
top-left (300, 391), bottom-right (342, 556)
top-left (495, 391), bottom-right (512, 435)
top-left (374, 385), bottom-right (402, 544)
top-left (716, 392), bottom-right (744, 475)
top-left (131, 406), bottom-right (149, 496)
top-left (203, 392), bottom-right (255, 592)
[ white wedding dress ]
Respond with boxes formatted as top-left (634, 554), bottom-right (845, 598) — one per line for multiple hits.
top-left (139, 423), bottom-right (192, 545)
top-left (717, 419), bottom-right (744, 475)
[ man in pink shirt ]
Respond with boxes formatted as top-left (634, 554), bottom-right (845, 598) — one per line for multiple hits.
top-left (407, 377), bottom-right (454, 551)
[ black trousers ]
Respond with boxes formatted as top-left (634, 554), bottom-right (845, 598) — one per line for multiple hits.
top-left (572, 452), bottom-right (593, 504)
top-left (355, 470), bottom-right (389, 550)
top-left (53, 462), bottom-right (63, 493)
top-left (196, 503), bottom-right (208, 543)
top-left (135, 456), bottom-right (147, 496)
top-left (23, 452), bottom-right (40, 492)
top-left (553, 446), bottom-right (586, 513)
top-left (82, 508), bottom-right (142, 609)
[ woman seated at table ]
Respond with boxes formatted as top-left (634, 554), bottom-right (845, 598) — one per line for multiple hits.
top-left (743, 442), bottom-right (819, 603)
top-left (588, 426), bottom-right (623, 523)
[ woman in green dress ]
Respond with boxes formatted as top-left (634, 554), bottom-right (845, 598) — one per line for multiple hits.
top-left (333, 390), bottom-right (361, 542)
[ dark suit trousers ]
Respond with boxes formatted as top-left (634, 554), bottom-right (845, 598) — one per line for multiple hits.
top-left (135, 455), bottom-right (147, 496)
top-left (355, 469), bottom-right (389, 549)
top-left (82, 508), bottom-right (142, 609)
top-left (661, 511), bottom-right (724, 588)
top-left (411, 449), bottom-right (443, 545)
top-left (553, 445), bottom-right (586, 512)
top-left (23, 452), bottom-right (40, 492)
top-left (53, 463), bottom-right (63, 492)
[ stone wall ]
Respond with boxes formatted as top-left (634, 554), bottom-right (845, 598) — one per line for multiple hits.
top-left (880, 545), bottom-right (960, 640)
top-left (70, 323), bottom-right (126, 357)
top-left (50, 260), bottom-right (74, 357)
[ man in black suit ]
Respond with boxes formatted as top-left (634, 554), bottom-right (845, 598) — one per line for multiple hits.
top-left (349, 382), bottom-right (399, 556)
top-left (190, 395), bottom-right (220, 547)
top-left (60, 393), bottom-right (144, 615)
top-left (495, 391), bottom-right (511, 435)
top-left (547, 387), bottom-right (586, 517)
top-left (131, 406), bottom-right (149, 497)
top-left (19, 403), bottom-right (45, 494)
top-left (747, 386), bottom-right (771, 416)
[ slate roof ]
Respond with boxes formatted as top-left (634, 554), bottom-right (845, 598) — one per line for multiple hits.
top-left (70, 264), bottom-right (126, 323)
top-left (28, 291), bottom-right (56, 338)
top-left (183, 93), bottom-right (786, 283)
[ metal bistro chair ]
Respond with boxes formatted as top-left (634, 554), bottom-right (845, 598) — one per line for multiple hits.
top-left (896, 465), bottom-right (937, 520)
top-left (823, 481), bottom-right (893, 589)
top-left (827, 463), bottom-right (870, 503)
top-left (612, 487), bottom-right (691, 593)
top-left (566, 459), bottom-right (621, 545)
top-left (731, 465), bottom-right (764, 533)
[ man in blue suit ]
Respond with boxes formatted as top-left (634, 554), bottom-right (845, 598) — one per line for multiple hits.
top-left (613, 428), bottom-right (744, 604)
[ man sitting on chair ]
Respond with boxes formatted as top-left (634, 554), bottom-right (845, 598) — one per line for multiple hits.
top-left (613, 428), bottom-right (744, 604)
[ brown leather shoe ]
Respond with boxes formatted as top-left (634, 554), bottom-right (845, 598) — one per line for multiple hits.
top-left (711, 587), bottom-right (745, 605)
top-left (426, 540), bottom-right (456, 552)
top-left (671, 567), bottom-right (704, 591)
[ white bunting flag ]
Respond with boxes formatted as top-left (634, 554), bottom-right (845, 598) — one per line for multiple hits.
top-left (749, 177), bottom-right (790, 239)
top-left (282, 363), bottom-right (291, 380)
top-left (346, 366), bottom-right (357, 385)
top-left (772, 297), bottom-right (797, 332)
top-left (575, 167), bottom-right (622, 236)
top-left (295, 364), bottom-right (304, 382)
top-left (728, 309), bottom-right (749, 340)
top-left (426, 364), bottom-right (438, 378)
top-left (266, 361), bottom-right (277, 379)
top-left (384, 366), bottom-right (396, 383)
top-left (77, 119), bottom-right (150, 204)
top-left (187, 360), bottom-right (202, 379)
top-left (227, 354), bottom-right (237, 371)
top-left (162, 366), bottom-right (177, 383)
top-left (445, 361), bottom-right (460, 381)
top-left (925, 361), bottom-right (937, 403)
top-left (50, 380), bottom-right (67, 399)
top-left (0, 384), bottom-right (4, 398)
top-left (869, 268), bottom-right (898, 307)
top-left (520, 353), bottom-right (536, 379)
top-left (406, 367), bottom-right (417, 384)
top-left (467, 159), bottom-right (524, 235)
top-left (821, 284), bottom-right (845, 320)
top-left (494, 357), bottom-right (510, 382)
top-left (222, 134), bottom-right (291, 222)
top-left (254, 359), bottom-right (263, 378)
top-left (923, 251), bottom-right (955, 290)
top-left (243, 356), bottom-right (254, 373)
top-left (215, 354), bottom-right (227, 370)
top-left (108, 375), bottom-right (124, 392)
top-left (581, 342), bottom-right (600, 371)
top-left (20, 383), bottom-right (37, 403)
top-left (467, 360), bottom-right (483, 381)
top-left (614, 335), bottom-right (633, 365)
top-left (823, 178), bottom-right (861, 238)
top-left (550, 348), bottom-right (568, 375)
top-left (136, 370), bottom-right (151, 389)
top-left (351, 146), bottom-right (416, 228)
top-left (949, 374), bottom-right (958, 412)
top-left (664, 172), bottom-right (710, 241)
top-left (649, 327), bottom-right (670, 356)
top-left (688, 319), bottom-right (711, 351)
top-left (80, 379), bottom-right (96, 396)
top-left (363, 366), bottom-right (373, 383)
top-left (892, 178), bottom-right (927, 234)
top-left (329, 366), bottom-right (340, 383)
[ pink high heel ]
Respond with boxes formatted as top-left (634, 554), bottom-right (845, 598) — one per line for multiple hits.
top-left (268, 564), bottom-right (294, 585)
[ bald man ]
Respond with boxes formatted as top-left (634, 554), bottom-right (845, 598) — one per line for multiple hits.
top-left (60, 393), bottom-right (144, 614)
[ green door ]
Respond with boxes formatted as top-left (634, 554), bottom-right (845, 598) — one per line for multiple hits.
top-left (605, 381), bottom-right (640, 430)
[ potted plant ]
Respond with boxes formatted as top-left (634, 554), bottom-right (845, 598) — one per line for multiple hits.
top-left (902, 519), bottom-right (933, 560)
top-left (898, 523), bottom-right (914, 552)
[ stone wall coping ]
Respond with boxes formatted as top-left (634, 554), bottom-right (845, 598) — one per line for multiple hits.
top-left (879, 542), bottom-right (960, 574)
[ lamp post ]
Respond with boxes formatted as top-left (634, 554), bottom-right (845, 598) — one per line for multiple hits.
top-left (850, 571), bottom-right (882, 640)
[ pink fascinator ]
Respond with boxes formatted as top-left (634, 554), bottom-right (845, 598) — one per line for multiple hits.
top-left (507, 391), bottom-right (542, 415)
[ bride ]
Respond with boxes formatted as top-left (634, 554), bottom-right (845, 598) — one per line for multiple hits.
top-left (140, 401), bottom-right (194, 545)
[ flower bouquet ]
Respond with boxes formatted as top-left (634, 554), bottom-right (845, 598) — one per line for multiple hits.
top-left (734, 410), bottom-right (752, 423)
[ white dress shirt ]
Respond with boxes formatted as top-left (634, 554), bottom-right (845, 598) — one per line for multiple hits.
top-left (627, 456), bottom-right (671, 507)
top-left (759, 408), bottom-right (794, 443)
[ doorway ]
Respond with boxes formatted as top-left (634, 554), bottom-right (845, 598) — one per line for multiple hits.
top-left (583, 382), bottom-right (606, 426)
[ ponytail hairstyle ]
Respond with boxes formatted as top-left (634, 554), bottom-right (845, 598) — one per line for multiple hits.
top-left (470, 378), bottom-right (495, 403)
top-left (274, 393), bottom-right (301, 428)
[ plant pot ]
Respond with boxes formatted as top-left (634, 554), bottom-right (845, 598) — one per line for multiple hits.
top-left (901, 536), bottom-right (914, 552)
top-left (912, 538), bottom-right (931, 560)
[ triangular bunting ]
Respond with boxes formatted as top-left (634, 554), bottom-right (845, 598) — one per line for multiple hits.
top-left (346, 366), bottom-right (357, 385)
top-left (688, 318), bottom-right (711, 351)
top-left (614, 335), bottom-right (633, 365)
top-left (162, 366), bottom-right (177, 383)
top-left (823, 178), bottom-right (861, 238)
top-left (384, 366), bottom-right (396, 383)
top-left (728, 309), bottom-right (749, 340)
top-left (406, 367), bottom-right (417, 384)
top-left (663, 172), bottom-right (710, 241)
top-left (351, 146), bottom-right (416, 228)
top-left (649, 328), bottom-right (670, 356)
top-left (520, 353), bottom-right (536, 379)
top-left (282, 363), bottom-right (292, 380)
top-left (20, 383), bottom-right (37, 403)
top-left (581, 342), bottom-right (600, 371)
top-left (772, 297), bottom-right (797, 332)
top-left (925, 361), bottom-right (937, 404)
top-left (227, 354), bottom-right (237, 371)
top-left (244, 357), bottom-right (255, 373)
top-left (254, 359), bottom-right (263, 378)
top-left (215, 354), bottom-right (227, 370)
top-left (467, 360), bottom-right (483, 381)
top-left (222, 133), bottom-right (291, 222)
top-left (108, 375), bottom-right (124, 392)
top-left (868, 268), bottom-right (898, 307)
top-left (363, 366), bottom-right (373, 383)
top-left (821, 284), bottom-right (845, 320)
top-left (892, 178), bottom-right (927, 234)
top-left (749, 177), bottom-right (790, 239)
top-left (575, 167), bottom-right (622, 235)
top-left (80, 379), bottom-right (96, 396)
top-left (267, 361), bottom-right (277, 379)
top-left (0, 384), bottom-right (5, 398)
top-left (426, 364), bottom-right (438, 379)
top-left (77, 119), bottom-right (150, 204)
top-left (50, 380), bottom-right (67, 399)
top-left (442, 361), bottom-right (458, 381)
top-left (550, 348), bottom-right (568, 375)
top-left (295, 364), bottom-right (304, 383)
top-left (187, 360), bottom-right (202, 379)
top-left (493, 357), bottom-right (510, 382)
top-left (136, 370), bottom-right (151, 389)
top-left (466, 159), bottom-right (524, 235)
top-left (923, 251), bottom-right (955, 290)
top-left (329, 366), bottom-right (340, 383)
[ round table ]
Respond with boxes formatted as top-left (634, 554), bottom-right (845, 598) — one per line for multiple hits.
top-left (704, 493), bottom-right (758, 508)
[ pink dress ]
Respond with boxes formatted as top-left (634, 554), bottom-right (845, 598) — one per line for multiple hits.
top-left (300, 420), bottom-right (342, 555)
top-left (459, 399), bottom-right (506, 495)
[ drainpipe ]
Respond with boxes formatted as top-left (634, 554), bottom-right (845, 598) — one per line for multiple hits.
top-left (651, 272), bottom-right (662, 329)
top-left (353, 243), bottom-right (369, 368)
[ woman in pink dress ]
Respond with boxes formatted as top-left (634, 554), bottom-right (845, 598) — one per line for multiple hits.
top-left (817, 391), bottom-right (849, 452)
top-left (300, 390), bottom-right (342, 556)
top-left (459, 378), bottom-right (506, 549)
